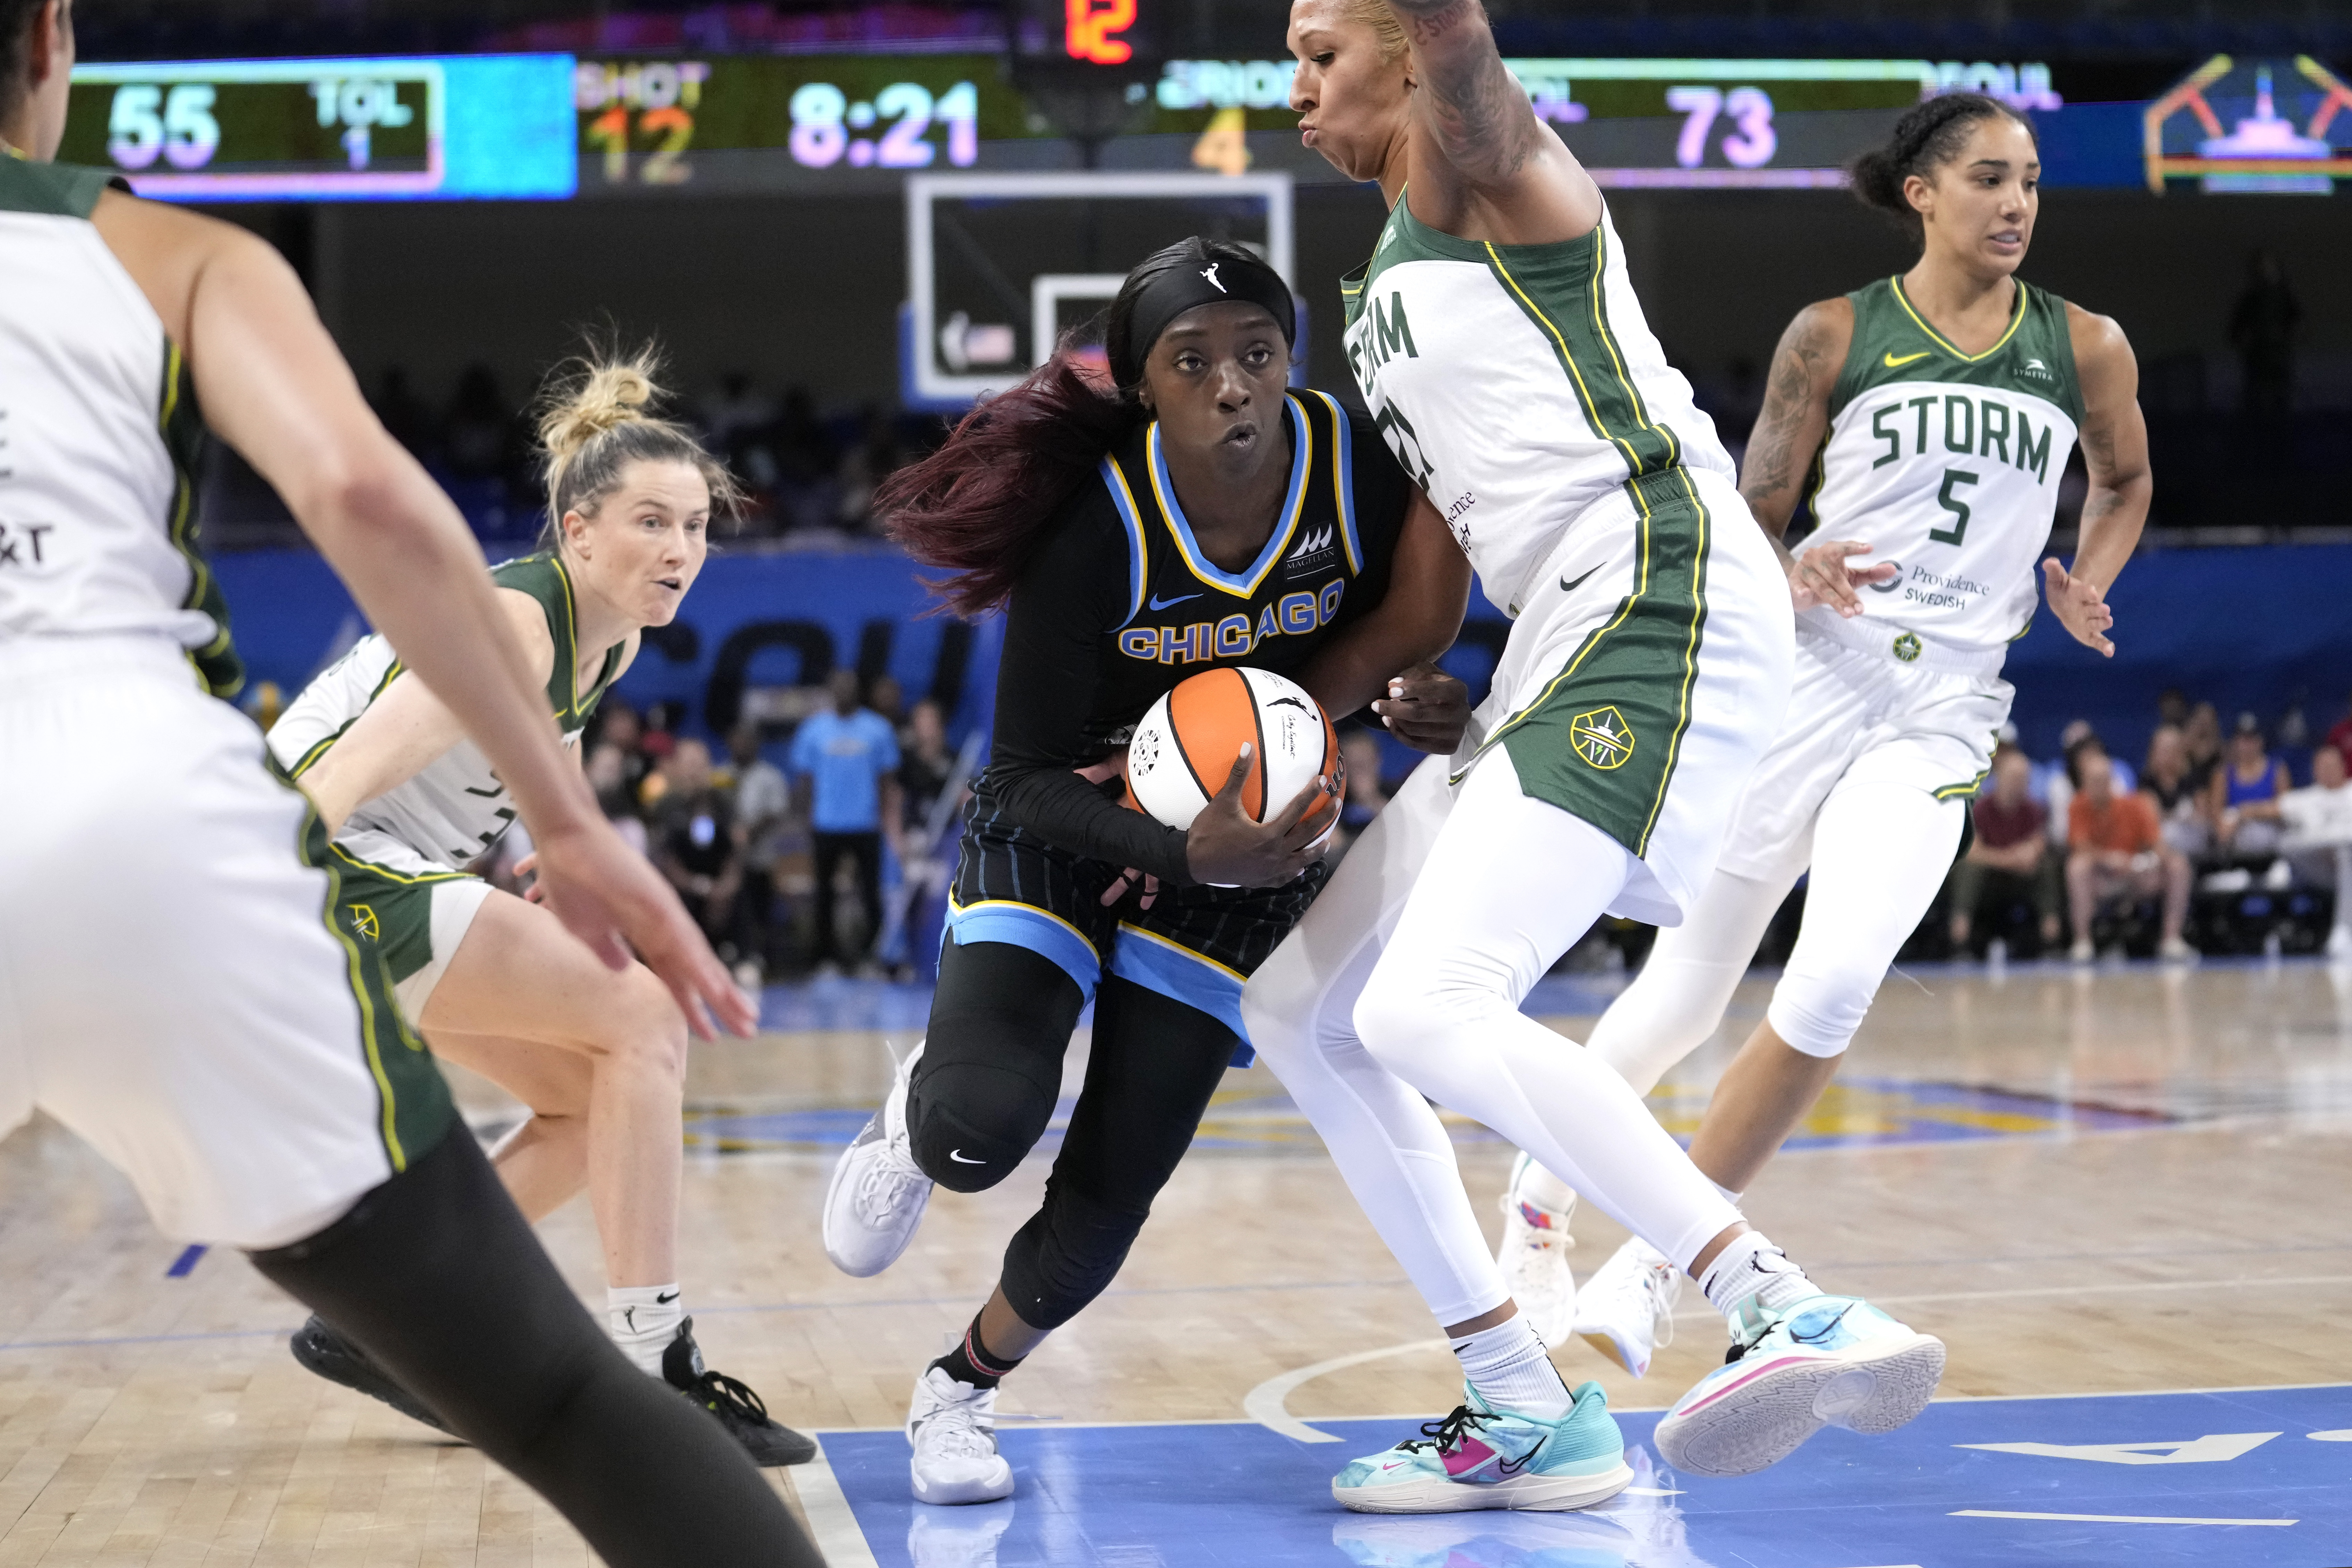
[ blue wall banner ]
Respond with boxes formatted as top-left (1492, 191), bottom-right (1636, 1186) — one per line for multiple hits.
top-left (212, 541), bottom-right (2351, 778)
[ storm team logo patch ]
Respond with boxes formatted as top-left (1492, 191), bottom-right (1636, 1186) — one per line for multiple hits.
top-left (1568, 706), bottom-right (1636, 771)
top-left (1892, 632), bottom-right (1923, 663)
top-left (348, 903), bottom-right (380, 941)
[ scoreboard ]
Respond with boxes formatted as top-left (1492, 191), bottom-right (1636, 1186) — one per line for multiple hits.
top-left (60, 57), bottom-right (576, 201)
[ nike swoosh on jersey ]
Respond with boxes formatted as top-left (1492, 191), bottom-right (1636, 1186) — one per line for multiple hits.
top-left (1883, 350), bottom-right (1932, 367)
top-left (948, 1149), bottom-right (985, 1164)
top-left (1148, 591), bottom-right (1204, 610)
top-left (1560, 565), bottom-right (1601, 594)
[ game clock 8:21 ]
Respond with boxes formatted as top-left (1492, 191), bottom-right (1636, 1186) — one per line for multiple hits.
top-left (575, 58), bottom-right (993, 185)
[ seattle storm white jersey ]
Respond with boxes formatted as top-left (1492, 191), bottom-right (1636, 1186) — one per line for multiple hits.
top-left (1340, 198), bottom-right (1734, 618)
top-left (0, 161), bottom-right (238, 692)
top-left (1802, 276), bottom-right (2083, 665)
top-left (269, 554), bottom-right (623, 875)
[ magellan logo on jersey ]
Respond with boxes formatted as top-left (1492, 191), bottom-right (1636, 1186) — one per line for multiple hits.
top-left (1892, 632), bottom-right (1923, 663)
top-left (348, 904), bottom-right (380, 941)
top-left (1286, 523), bottom-right (1337, 574)
top-left (1568, 707), bottom-right (1636, 771)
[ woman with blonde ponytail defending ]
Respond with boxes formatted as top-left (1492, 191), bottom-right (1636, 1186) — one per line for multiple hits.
top-left (267, 348), bottom-right (816, 1466)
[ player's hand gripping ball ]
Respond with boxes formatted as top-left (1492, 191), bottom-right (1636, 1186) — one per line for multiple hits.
top-left (1124, 667), bottom-right (1344, 846)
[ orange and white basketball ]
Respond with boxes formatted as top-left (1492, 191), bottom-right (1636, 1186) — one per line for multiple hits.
top-left (1124, 667), bottom-right (1342, 842)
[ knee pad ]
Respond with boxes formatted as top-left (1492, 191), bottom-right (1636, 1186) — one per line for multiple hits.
top-left (997, 1178), bottom-right (1148, 1331)
top-left (907, 1059), bottom-right (1055, 1193)
top-left (1765, 956), bottom-right (1879, 1059)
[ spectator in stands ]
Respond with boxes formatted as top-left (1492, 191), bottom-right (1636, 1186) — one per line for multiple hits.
top-left (2208, 712), bottom-right (2290, 856)
top-left (772, 387), bottom-right (841, 533)
top-left (585, 744), bottom-right (647, 852)
top-left (2156, 687), bottom-right (2190, 731)
top-left (2142, 723), bottom-right (2210, 860)
top-left (790, 671), bottom-right (901, 977)
top-left (837, 405), bottom-right (907, 531)
top-left (723, 723), bottom-right (791, 984)
top-left (443, 363), bottom-right (521, 483)
top-left (2043, 721), bottom-right (2133, 849)
top-left (653, 738), bottom-right (748, 966)
top-left (1947, 747), bottom-right (2061, 956)
top-left (588, 699), bottom-right (652, 819)
top-left (2280, 742), bottom-right (2352, 889)
top-left (2183, 702), bottom-right (2224, 792)
top-left (878, 698), bottom-right (963, 980)
top-left (2066, 742), bottom-right (2192, 963)
top-left (2323, 683), bottom-right (2352, 770)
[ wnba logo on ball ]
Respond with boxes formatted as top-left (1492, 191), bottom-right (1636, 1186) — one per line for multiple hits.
top-left (1568, 707), bottom-right (1635, 770)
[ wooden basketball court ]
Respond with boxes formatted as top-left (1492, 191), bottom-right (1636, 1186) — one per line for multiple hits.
top-left (3, 958), bottom-right (2346, 1564)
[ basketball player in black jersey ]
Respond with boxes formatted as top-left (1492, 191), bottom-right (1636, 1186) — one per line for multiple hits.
top-left (821, 238), bottom-right (1474, 1505)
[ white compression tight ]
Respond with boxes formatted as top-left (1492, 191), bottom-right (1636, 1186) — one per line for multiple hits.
top-left (1587, 777), bottom-right (1965, 1096)
top-left (1242, 753), bottom-right (1743, 1328)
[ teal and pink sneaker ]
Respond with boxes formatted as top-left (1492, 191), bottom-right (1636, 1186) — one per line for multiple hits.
top-left (1332, 1380), bottom-right (1632, 1514)
top-left (1654, 1292), bottom-right (1945, 1478)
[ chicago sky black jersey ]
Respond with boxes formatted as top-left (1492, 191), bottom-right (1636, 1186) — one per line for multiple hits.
top-left (975, 387), bottom-right (1414, 883)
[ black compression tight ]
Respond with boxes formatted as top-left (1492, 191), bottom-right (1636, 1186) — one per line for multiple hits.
top-left (248, 1130), bottom-right (820, 1568)
top-left (908, 938), bottom-right (1241, 1330)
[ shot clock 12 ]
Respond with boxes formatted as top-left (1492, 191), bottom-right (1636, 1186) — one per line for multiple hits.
top-left (575, 58), bottom-right (1004, 186)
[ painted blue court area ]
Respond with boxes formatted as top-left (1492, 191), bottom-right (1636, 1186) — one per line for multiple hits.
top-left (822, 1385), bottom-right (2352, 1568)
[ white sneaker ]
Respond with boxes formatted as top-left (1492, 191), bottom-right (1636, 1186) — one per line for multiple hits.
top-left (1494, 1153), bottom-right (1577, 1343)
top-left (2158, 935), bottom-right (2198, 963)
top-left (1571, 1236), bottom-right (1681, 1378)
top-left (908, 1366), bottom-right (1016, 1505)
top-left (824, 1043), bottom-right (933, 1277)
top-left (2068, 937), bottom-right (2095, 965)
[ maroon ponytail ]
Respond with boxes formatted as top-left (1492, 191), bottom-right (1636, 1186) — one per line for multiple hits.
top-left (878, 355), bottom-right (1140, 617)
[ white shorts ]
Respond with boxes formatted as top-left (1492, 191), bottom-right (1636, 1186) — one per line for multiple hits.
top-left (0, 636), bottom-right (457, 1249)
top-left (331, 826), bottom-right (495, 1021)
top-left (1453, 465), bottom-right (1795, 925)
top-left (1715, 624), bottom-right (2011, 885)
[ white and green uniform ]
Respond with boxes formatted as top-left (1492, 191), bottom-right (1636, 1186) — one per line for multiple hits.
top-left (1335, 197), bottom-right (1793, 923)
top-left (1717, 275), bottom-right (2081, 887)
top-left (1585, 274), bottom-right (2088, 1090)
top-left (269, 553), bottom-right (624, 1018)
top-left (1237, 197), bottom-right (1801, 1340)
top-left (0, 158), bottom-right (454, 1249)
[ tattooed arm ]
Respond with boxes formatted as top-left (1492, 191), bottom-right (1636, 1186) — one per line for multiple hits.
top-left (1385, 0), bottom-right (1600, 242)
top-left (1739, 299), bottom-right (1887, 616)
top-left (2038, 305), bottom-right (2151, 658)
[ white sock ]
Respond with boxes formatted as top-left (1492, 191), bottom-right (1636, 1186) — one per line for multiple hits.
top-left (1709, 1179), bottom-right (1743, 1206)
top-left (1451, 1312), bottom-right (1573, 1421)
top-left (608, 1284), bottom-right (684, 1377)
top-left (1697, 1232), bottom-right (1812, 1318)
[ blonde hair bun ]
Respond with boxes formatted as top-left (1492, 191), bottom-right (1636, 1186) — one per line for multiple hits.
top-left (538, 351), bottom-right (664, 465)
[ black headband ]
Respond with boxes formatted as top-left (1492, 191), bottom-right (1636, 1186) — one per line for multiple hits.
top-left (1117, 255), bottom-right (1296, 388)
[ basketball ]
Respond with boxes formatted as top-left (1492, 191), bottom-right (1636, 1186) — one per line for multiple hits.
top-left (1124, 667), bottom-right (1342, 840)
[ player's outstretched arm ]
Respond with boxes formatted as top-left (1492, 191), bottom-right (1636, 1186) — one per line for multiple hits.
top-left (2040, 306), bottom-right (2151, 659)
top-left (88, 194), bottom-right (753, 1037)
top-left (1383, 0), bottom-right (1598, 242)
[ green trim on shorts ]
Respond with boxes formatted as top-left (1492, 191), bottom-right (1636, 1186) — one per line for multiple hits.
top-left (1457, 466), bottom-right (1713, 859)
top-left (269, 757), bottom-right (455, 1173)
top-left (1932, 768), bottom-right (1993, 803)
top-left (329, 852), bottom-right (473, 988)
